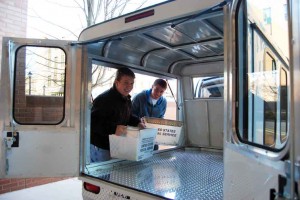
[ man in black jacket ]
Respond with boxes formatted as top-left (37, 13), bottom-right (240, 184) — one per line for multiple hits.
top-left (90, 67), bottom-right (145, 162)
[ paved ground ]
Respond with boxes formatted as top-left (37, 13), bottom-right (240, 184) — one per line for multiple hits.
top-left (0, 178), bottom-right (83, 200)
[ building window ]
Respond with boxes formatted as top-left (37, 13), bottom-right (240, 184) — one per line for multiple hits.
top-left (283, 4), bottom-right (287, 21)
top-left (263, 7), bottom-right (272, 25)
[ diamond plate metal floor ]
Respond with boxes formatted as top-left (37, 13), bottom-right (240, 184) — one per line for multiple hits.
top-left (88, 148), bottom-right (223, 200)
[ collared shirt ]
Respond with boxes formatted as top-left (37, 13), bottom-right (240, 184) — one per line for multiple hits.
top-left (132, 89), bottom-right (167, 119)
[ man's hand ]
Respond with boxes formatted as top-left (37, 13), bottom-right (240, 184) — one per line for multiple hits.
top-left (138, 117), bottom-right (146, 129)
top-left (115, 125), bottom-right (127, 136)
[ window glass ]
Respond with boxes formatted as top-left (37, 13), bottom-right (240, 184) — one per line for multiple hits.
top-left (262, 51), bottom-right (276, 147)
top-left (280, 68), bottom-right (287, 143)
top-left (134, 73), bottom-right (177, 120)
top-left (236, 0), bottom-right (289, 150)
top-left (14, 46), bottom-right (66, 124)
top-left (91, 64), bottom-right (177, 120)
top-left (91, 65), bottom-right (117, 100)
top-left (193, 76), bottom-right (223, 98)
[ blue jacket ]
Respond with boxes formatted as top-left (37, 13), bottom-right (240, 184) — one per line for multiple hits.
top-left (132, 89), bottom-right (167, 118)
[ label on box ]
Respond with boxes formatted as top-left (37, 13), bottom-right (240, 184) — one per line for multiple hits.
top-left (144, 117), bottom-right (183, 145)
top-left (109, 128), bottom-right (157, 161)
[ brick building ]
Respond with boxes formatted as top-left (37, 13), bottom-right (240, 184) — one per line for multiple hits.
top-left (0, 0), bottom-right (68, 194)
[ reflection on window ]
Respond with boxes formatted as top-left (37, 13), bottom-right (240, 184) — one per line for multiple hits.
top-left (263, 52), bottom-right (276, 147)
top-left (263, 7), bottom-right (271, 25)
top-left (14, 46), bottom-right (66, 124)
top-left (91, 64), bottom-right (116, 99)
top-left (280, 68), bottom-right (287, 143)
top-left (91, 64), bottom-right (177, 120)
top-left (193, 76), bottom-right (223, 98)
top-left (283, 4), bottom-right (288, 21)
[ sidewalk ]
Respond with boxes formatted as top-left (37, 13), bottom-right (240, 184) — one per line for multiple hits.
top-left (0, 178), bottom-right (83, 200)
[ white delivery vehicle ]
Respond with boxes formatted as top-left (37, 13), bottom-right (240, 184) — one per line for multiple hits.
top-left (1, 0), bottom-right (299, 199)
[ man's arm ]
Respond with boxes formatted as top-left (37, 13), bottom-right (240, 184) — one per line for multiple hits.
top-left (160, 98), bottom-right (167, 118)
top-left (131, 93), bottom-right (141, 118)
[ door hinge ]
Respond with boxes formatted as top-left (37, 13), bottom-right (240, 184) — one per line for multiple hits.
top-left (280, 161), bottom-right (300, 199)
top-left (285, 161), bottom-right (300, 182)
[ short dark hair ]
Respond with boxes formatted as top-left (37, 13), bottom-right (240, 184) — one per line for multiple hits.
top-left (153, 79), bottom-right (167, 89)
top-left (115, 67), bottom-right (135, 81)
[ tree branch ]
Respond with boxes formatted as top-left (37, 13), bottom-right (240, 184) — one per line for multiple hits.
top-left (29, 8), bottom-right (79, 38)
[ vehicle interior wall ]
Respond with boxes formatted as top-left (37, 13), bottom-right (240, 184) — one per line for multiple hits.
top-left (180, 61), bottom-right (224, 149)
top-left (81, 58), bottom-right (225, 199)
top-left (83, 1), bottom-right (226, 158)
top-left (84, 56), bottom-right (183, 164)
top-left (80, 2), bottom-right (227, 197)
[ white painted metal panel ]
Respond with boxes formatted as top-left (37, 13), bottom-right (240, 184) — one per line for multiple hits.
top-left (185, 99), bottom-right (223, 148)
top-left (208, 100), bottom-right (224, 148)
top-left (0, 37), bottom-right (81, 178)
top-left (78, 0), bottom-right (224, 42)
top-left (2, 131), bottom-right (79, 177)
top-left (224, 145), bottom-right (284, 200)
top-left (182, 76), bottom-right (193, 100)
top-left (180, 61), bottom-right (224, 76)
top-left (185, 100), bottom-right (210, 147)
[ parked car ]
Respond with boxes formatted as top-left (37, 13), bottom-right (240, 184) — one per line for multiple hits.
top-left (194, 76), bottom-right (224, 98)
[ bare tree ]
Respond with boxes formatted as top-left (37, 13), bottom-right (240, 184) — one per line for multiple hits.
top-left (75, 0), bottom-right (149, 91)
top-left (28, 0), bottom-right (150, 92)
top-left (79, 0), bottom-right (149, 26)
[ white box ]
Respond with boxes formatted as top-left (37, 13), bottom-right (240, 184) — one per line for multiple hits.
top-left (109, 128), bottom-right (157, 161)
top-left (144, 117), bottom-right (183, 145)
top-left (126, 126), bottom-right (140, 137)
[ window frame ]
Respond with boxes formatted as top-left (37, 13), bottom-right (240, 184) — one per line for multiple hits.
top-left (13, 45), bottom-right (67, 125)
top-left (235, 0), bottom-right (289, 152)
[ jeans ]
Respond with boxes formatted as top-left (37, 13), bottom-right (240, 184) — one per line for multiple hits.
top-left (90, 144), bottom-right (111, 162)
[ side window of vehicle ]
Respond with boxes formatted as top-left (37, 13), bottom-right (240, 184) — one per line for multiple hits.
top-left (192, 76), bottom-right (223, 98)
top-left (13, 46), bottom-right (66, 125)
top-left (90, 63), bottom-right (177, 120)
top-left (236, 0), bottom-right (289, 150)
top-left (280, 68), bottom-right (288, 144)
top-left (133, 73), bottom-right (178, 120)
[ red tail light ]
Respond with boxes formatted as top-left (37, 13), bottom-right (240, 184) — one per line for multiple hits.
top-left (125, 9), bottom-right (154, 23)
top-left (84, 182), bottom-right (100, 194)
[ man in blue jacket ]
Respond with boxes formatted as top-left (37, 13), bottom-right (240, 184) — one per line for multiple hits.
top-left (132, 79), bottom-right (167, 119)
top-left (132, 79), bottom-right (167, 151)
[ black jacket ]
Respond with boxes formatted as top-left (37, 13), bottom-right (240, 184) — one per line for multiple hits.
top-left (91, 85), bottom-right (140, 150)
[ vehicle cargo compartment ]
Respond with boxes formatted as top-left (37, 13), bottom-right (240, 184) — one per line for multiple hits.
top-left (88, 148), bottom-right (223, 200)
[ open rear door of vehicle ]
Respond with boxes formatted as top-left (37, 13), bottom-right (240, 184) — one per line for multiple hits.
top-left (0, 37), bottom-right (82, 178)
top-left (224, 0), bottom-right (293, 199)
top-left (291, 0), bottom-right (300, 198)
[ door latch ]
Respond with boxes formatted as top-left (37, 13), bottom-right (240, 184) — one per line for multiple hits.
top-left (5, 132), bottom-right (19, 148)
top-left (4, 132), bottom-right (19, 174)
